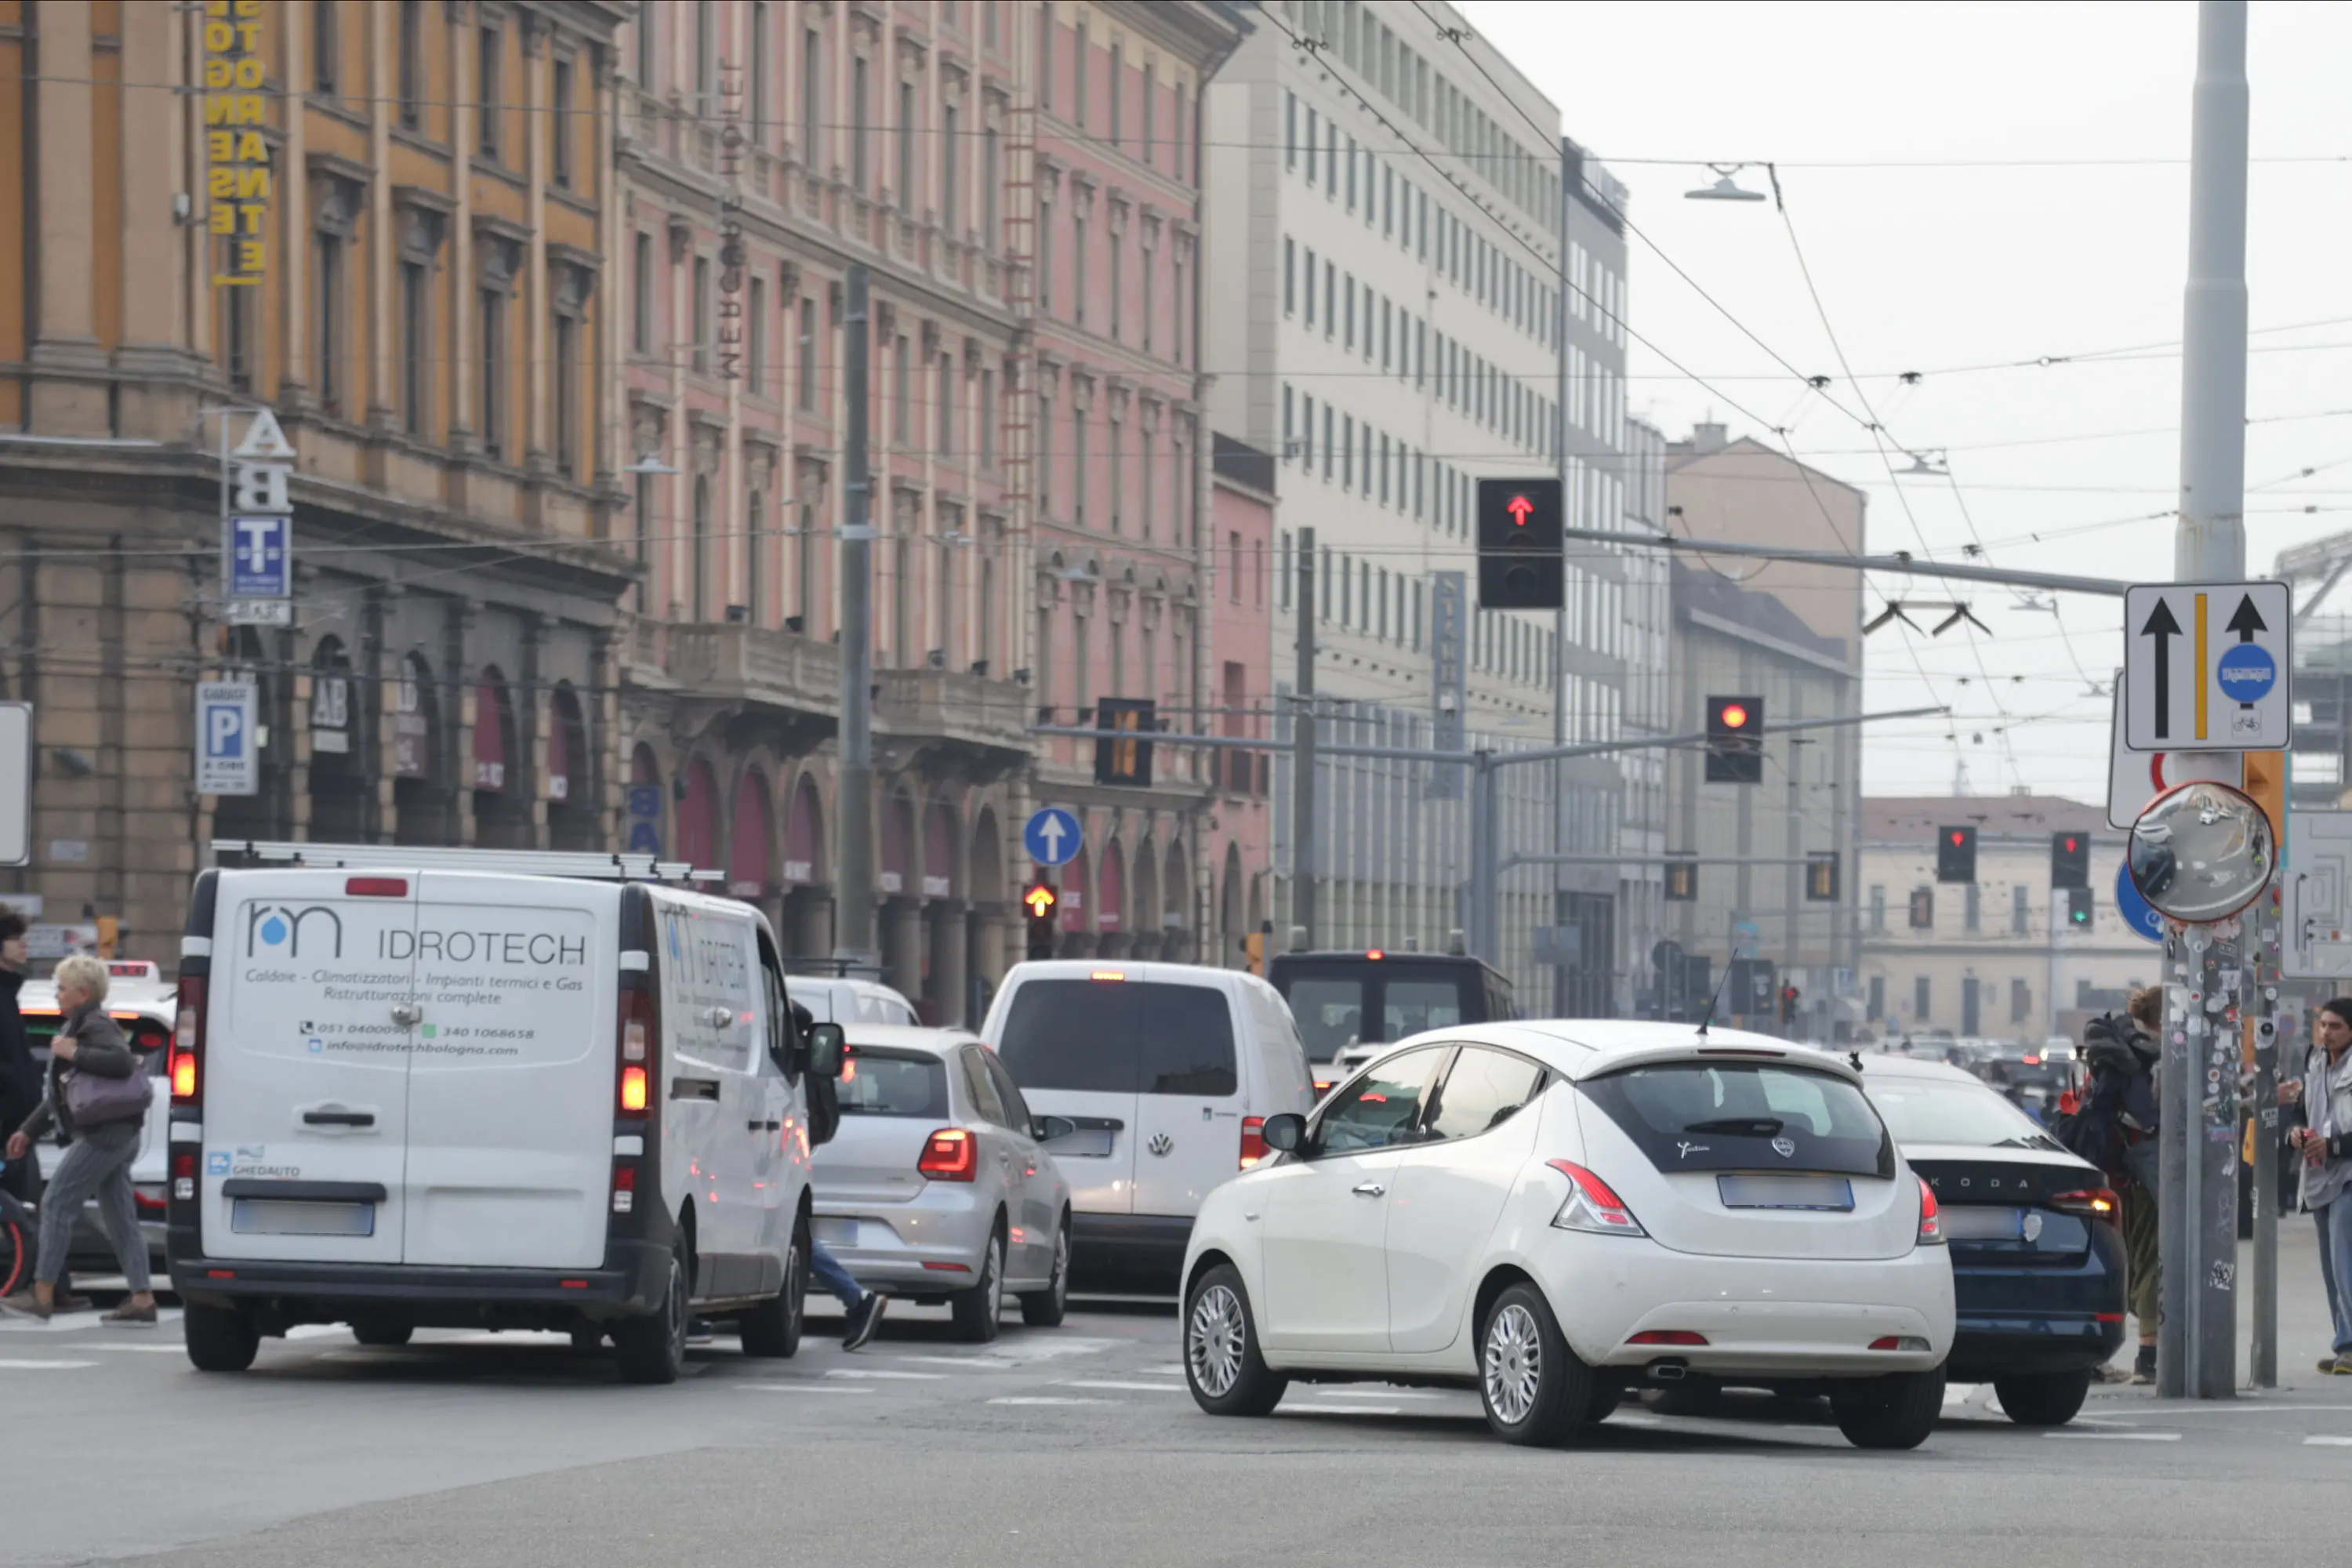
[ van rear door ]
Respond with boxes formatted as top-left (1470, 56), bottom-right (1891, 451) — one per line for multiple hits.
top-left (203, 871), bottom-right (417, 1264)
top-left (399, 874), bottom-right (613, 1270)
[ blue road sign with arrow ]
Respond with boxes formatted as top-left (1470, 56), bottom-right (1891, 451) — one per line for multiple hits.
top-left (1024, 807), bottom-right (1082, 868)
top-left (2116, 859), bottom-right (2164, 945)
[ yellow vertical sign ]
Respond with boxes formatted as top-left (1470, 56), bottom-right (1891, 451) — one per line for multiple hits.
top-left (2194, 592), bottom-right (2209, 741)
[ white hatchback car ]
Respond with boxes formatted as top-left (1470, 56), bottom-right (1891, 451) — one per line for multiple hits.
top-left (1181, 1023), bottom-right (1956, 1449)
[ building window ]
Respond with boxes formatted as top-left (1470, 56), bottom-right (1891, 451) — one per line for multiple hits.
top-left (314, 231), bottom-right (344, 417)
top-left (553, 310), bottom-right (579, 477)
top-left (552, 56), bottom-right (575, 189)
top-left (479, 285), bottom-right (506, 458)
top-left (797, 296), bottom-right (816, 409)
top-left (314, 0), bottom-right (339, 96)
top-left (2012, 884), bottom-right (2030, 935)
top-left (477, 22), bottom-right (502, 160)
top-left (400, 259), bottom-right (429, 435)
top-left (397, 0), bottom-right (423, 128)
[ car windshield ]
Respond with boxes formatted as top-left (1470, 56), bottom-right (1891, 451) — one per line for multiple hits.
top-left (835, 1048), bottom-right (949, 1118)
top-left (998, 980), bottom-right (1237, 1096)
top-left (1866, 1075), bottom-right (2061, 1148)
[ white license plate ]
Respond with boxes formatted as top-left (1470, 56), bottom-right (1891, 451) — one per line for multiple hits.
top-left (1716, 1174), bottom-right (1855, 1211)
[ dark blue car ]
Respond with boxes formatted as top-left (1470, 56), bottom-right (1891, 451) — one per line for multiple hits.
top-left (1863, 1054), bottom-right (2126, 1425)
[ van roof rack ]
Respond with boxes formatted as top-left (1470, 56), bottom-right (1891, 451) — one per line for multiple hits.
top-left (210, 840), bottom-right (720, 884)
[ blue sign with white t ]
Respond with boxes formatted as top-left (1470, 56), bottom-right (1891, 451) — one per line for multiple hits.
top-left (2216, 641), bottom-right (2278, 704)
top-left (1024, 807), bottom-right (1082, 868)
top-left (2116, 860), bottom-right (2164, 944)
top-left (229, 514), bottom-right (290, 599)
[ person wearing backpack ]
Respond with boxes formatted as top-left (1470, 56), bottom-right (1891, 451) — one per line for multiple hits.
top-left (0, 955), bottom-right (157, 1324)
top-left (2285, 997), bottom-right (2352, 1375)
top-left (2063, 987), bottom-right (2164, 1383)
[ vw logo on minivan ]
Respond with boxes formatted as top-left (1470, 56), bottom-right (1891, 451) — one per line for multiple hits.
top-left (1147, 1133), bottom-right (1174, 1158)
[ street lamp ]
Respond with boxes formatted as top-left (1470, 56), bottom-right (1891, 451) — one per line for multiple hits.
top-left (1685, 164), bottom-right (1769, 203)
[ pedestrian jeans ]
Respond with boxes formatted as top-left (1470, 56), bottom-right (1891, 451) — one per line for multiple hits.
top-left (32, 1120), bottom-right (150, 1294)
top-left (2317, 1191), bottom-right (2352, 1359)
top-left (808, 1237), bottom-right (863, 1312)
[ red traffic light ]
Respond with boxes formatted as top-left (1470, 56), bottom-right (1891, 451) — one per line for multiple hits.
top-left (1719, 702), bottom-right (1750, 730)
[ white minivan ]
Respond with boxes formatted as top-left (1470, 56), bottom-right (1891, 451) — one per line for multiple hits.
top-left (980, 960), bottom-right (1313, 1287)
top-left (167, 845), bottom-right (843, 1384)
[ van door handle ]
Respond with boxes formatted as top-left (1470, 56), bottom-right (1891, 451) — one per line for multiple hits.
top-left (303, 1109), bottom-right (376, 1127)
top-left (1352, 1183), bottom-right (1387, 1198)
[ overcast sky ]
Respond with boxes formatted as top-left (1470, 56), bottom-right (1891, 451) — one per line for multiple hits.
top-left (1457, 0), bottom-right (2352, 807)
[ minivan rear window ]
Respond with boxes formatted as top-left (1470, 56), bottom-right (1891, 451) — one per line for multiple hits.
top-left (998, 980), bottom-right (1237, 1097)
top-left (1583, 1062), bottom-right (1894, 1179)
top-left (837, 1049), bottom-right (949, 1119)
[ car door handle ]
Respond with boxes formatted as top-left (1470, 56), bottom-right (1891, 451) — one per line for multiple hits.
top-left (1352, 1182), bottom-right (1387, 1198)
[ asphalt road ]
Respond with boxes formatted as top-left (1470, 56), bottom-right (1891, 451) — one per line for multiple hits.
top-left (9, 1230), bottom-right (2351, 1568)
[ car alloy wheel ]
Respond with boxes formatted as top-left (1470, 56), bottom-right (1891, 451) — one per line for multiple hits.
top-left (1483, 1302), bottom-right (1544, 1426)
top-left (1189, 1283), bottom-right (1247, 1399)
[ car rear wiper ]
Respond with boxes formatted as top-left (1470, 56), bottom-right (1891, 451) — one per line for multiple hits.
top-left (1683, 1116), bottom-right (1785, 1138)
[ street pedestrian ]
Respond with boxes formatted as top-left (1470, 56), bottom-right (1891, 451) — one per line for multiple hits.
top-left (793, 997), bottom-right (886, 1351)
top-left (0, 955), bottom-right (158, 1323)
top-left (0, 913), bottom-right (38, 1209)
top-left (2285, 997), bottom-right (2352, 1375)
top-left (2062, 986), bottom-right (2164, 1384)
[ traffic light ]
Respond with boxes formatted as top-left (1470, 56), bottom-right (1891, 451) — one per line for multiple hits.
top-left (1023, 880), bottom-right (1059, 960)
top-left (1806, 851), bottom-right (1839, 902)
top-left (1780, 984), bottom-right (1799, 1025)
top-left (1908, 887), bottom-right (1935, 929)
top-left (1664, 855), bottom-right (1697, 902)
top-left (2051, 830), bottom-right (2090, 890)
top-left (1475, 477), bottom-right (1563, 609)
top-left (2067, 886), bottom-right (2094, 930)
top-left (1936, 825), bottom-right (1977, 884)
top-left (1093, 697), bottom-right (1157, 786)
top-left (1704, 696), bottom-right (1764, 784)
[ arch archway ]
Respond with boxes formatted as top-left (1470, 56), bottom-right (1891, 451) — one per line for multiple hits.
top-left (307, 636), bottom-right (365, 841)
top-left (392, 652), bottom-right (450, 846)
top-left (782, 773), bottom-right (829, 957)
top-left (547, 683), bottom-right (595, 850)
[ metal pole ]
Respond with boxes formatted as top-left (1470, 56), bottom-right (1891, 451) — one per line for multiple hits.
top-left (1291, 526), bottom-right (1318, 952)
top-left (2160, 0), bottom-right (2251, 1402)
top-left (833, 266), bottom-right (878, 970)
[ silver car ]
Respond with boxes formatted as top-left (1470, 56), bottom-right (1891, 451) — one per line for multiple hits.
top-left (810, 1026), bottom-right (1073, 1342)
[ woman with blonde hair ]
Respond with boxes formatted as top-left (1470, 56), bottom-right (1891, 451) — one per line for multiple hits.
top-left (1, 954), bottom-right (158, 1323)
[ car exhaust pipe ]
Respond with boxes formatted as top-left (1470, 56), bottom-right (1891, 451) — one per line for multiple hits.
top-left (1646, 1359), bottom-right (1688, 1382)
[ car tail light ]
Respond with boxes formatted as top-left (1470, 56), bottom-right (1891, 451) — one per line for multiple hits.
top-left (616, 987), bottom-right (654, 1116)
top-left (2051, 1187), bottom-right (2120, 1223)
top-left (1628, 1330), bottom-right (1708, 1346)
top-left (919, 1128), bottom-right (977, 1181)
top-left (612, 1164), bottom-right (637, 1214)
top-left (170, 976), bottom-right (205, 1105)
top-left (1240, 1116), bottom-right (1268, 1170)
top-left (1916, 1176), bottom-right (1944, 1245)
top-left (1546, 1160), bottom-right (1646, 1236)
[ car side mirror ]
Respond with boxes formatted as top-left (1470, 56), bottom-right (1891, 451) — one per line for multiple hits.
top-left (806, 1022), bottom-right (846, 1079)
top-left (1261, 1112), bottom-right (1306, 1154)
top-left (1033, 1114), bottom-right (1076, 1142)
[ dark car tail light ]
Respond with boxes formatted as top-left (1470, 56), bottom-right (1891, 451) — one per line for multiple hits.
top-left (919, 1128), bottom-right (978, 1181)
top-left (2051, 1187), bottom-right (2120, 1223)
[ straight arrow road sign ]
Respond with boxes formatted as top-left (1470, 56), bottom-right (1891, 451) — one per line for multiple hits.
top-left (2122, 579), bottom-right (2291, 752)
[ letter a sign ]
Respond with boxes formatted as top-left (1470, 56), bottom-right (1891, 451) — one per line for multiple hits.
top-left (2122, 580), bottom-right (2291, 753)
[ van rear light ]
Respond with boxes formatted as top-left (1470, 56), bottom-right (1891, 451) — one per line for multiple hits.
top-left (918, 1128), bottom-right (977, 1181)
top-left (2051, 1187), bottom-right (2120, 1223)
top-left (1546, 1160), bottom-right (1646, 1236)
top-left (344, 877), bottom-right (408, 897)
top-left (1916, 1176), bottom-right (1944, 1245)
top-left (1628, 1330), bottom-right (1708, 1346)
top-left (619, 1065), bottom-right (649, 1113)
top-left (170, 976), bottom-right (206, 1105)
top-left (1240, 1116), bottom-right (1268, 1169)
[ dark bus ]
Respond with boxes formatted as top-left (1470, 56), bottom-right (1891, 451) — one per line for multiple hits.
top-left (1266, 950), bottom-right (1516, 1094)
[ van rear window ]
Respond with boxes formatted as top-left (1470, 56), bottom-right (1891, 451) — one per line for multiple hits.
top-left (1583, 1062), bottom-right (1894, 1179)
top-left (998, 981), bottom-right (1236, 1097)
top-left (837, 1049), bottom-right (949, 1119)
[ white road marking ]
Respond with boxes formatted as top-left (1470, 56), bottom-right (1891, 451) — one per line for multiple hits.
top-left (2044, 1430), bottom-right (2181, 1441)
top-left (2303, 1435), bottom-right (2352, 1446)
top-left (1061, 1379), bottom-right (1183, 1392)
top-left (826, 1368), bottom-right (946, 1381)
top-left (988, 1396), bottom-right (1114, 1406)
top-left (740, 1382), bottom-right (873, 1395)
top-left (0, 1359), bottom-right (97, 1370)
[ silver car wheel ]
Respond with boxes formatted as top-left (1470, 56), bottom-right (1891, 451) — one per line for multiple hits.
top-left (1483, 1303), bottom-right (1543, 1425)
top-left (1188, 1283), bottom-right (1247, 1398)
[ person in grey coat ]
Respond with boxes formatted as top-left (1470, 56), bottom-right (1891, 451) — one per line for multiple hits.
top-left (1, 954), bottom-right (158, 1323)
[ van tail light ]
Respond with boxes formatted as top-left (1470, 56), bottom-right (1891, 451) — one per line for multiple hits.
top-left (2051, 1187), bottom-right (2120, 1224)
top-left (616, 987), bottom-right (654, 1116)
top-left (918, 1128), bottom-right (977, 1181)
top-left (1546, 1160), bottom-right (1646, 1237)
top-left (1916, 1176), bottom-right (1944, 1245)
top-left (170, 976), bottom-right (206, 1105)
top-left (1240, 1116), bottom-right (1268, 1169)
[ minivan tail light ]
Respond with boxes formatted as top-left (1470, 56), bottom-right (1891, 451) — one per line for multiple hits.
top-left (2051, 1187), bottom-right (2120, 1223)
top-left (1240, 1116), bottom-right (1268, 1169)
top-left (918, 1128), bottom-right (977, 1181)
top-left (1916, 1176), bottom-right (1944, 1245)
top-left (1546, 1160), bottom-right (1646, 1237)
top-left (170, 976), bottom-right (206, 1105)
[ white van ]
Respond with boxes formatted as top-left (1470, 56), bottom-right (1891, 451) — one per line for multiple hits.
top-left (167, 845), bottom-right (843, 1384)
top-left (979, 960), bottom-right (1312, 1287)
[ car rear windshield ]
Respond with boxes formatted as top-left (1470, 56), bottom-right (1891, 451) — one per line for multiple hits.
top-left (837, 1048), bottom-right (949, 1119)
top-left (997, 980), bottom-right (1237, 1097)
top-left (1583, 1061), bottom-right (1894, 1178)
top-left (1865, 1076), bottom-right (2063, 1149)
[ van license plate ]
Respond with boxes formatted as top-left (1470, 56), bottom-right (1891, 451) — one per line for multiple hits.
top-left (230, 1199), bottom-right (375, 1237)
top-left (1715, 1174), bottom-right (1854, 1211)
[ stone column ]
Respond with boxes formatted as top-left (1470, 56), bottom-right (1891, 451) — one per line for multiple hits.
top-left (28, 0), bottom-right (107, 431)
top-left (930, 901), bottom-right (969, 1026)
